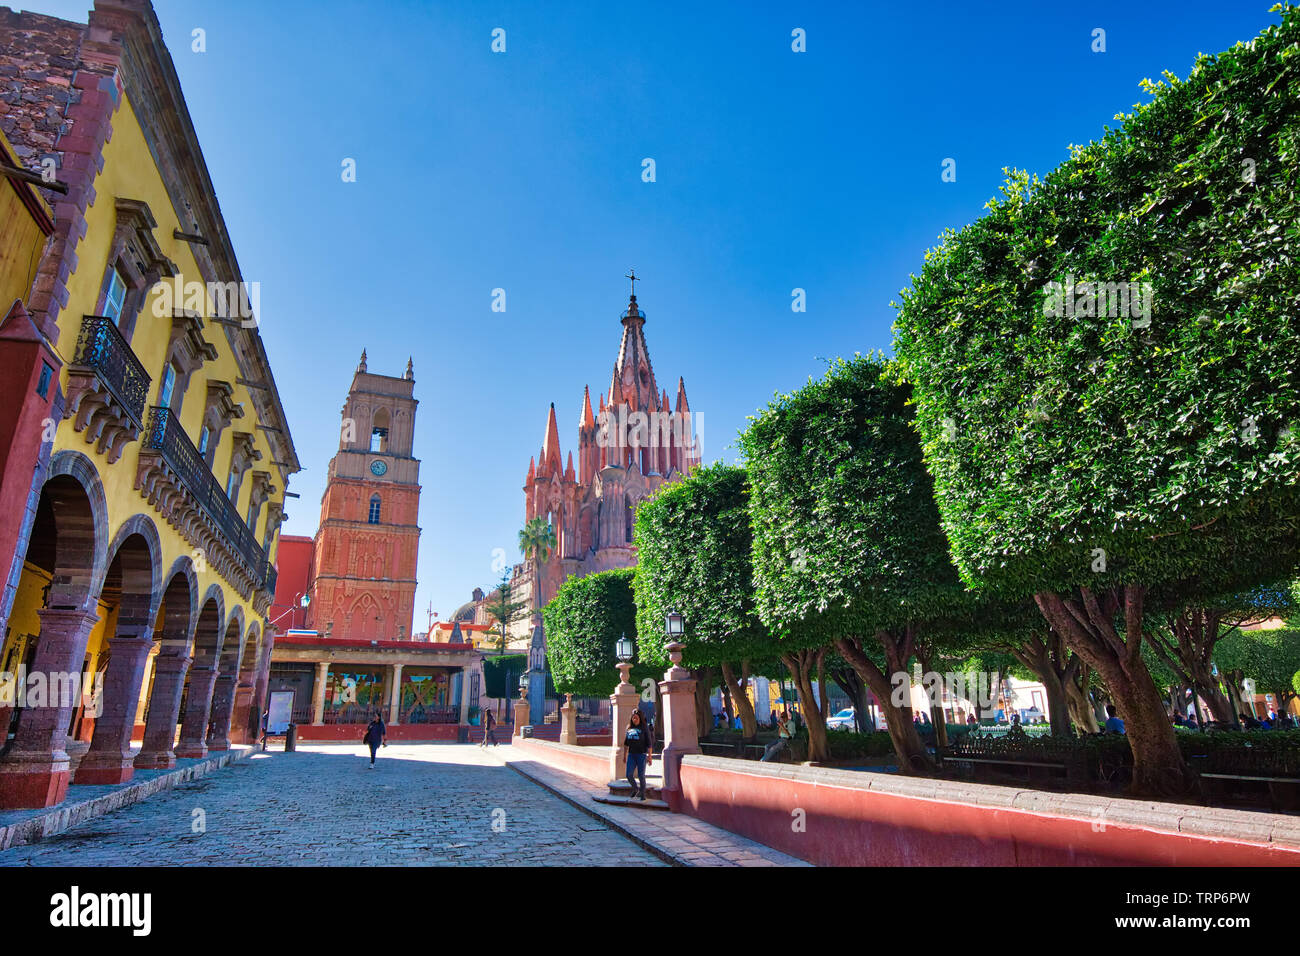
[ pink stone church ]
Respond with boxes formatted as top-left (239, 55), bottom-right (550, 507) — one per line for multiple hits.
top-left (515, 284), bottom-right (701, 626)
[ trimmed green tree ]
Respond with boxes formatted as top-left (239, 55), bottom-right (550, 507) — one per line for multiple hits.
top-left (739, 355), bottom-right (987, 770)
top-left (893, 12), bottom-right (1300, 793)
top-left (633, 463), bottom-right (775, 740)
top-left (1219, 626), bottom-right (1300, 717)
top-left (543, 568), bottom-right (658, 700)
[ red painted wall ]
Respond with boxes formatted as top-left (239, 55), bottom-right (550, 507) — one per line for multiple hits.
top-left (676, 760), bottom-right (1300, 866)
top-left (513, 737), bottom-right (609, 784)
top-left (269, 535), bottom-right (313, 630)
top-left (0, 322), bottom-right (58, 609)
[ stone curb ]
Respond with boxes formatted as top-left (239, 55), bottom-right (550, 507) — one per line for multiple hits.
top-left (489, 749), bottom-right (691, 866)
top-left (0, 747), bottom-right (255, 851)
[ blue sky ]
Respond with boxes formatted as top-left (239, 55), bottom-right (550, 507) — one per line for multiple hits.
top-left (20, 0), bottom-right (1283, 623)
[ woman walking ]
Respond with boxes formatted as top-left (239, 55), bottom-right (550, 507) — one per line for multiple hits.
top-left (624, 709), bottom-right (652, 800)
top-left (363, 713), bottom-right (386, 768)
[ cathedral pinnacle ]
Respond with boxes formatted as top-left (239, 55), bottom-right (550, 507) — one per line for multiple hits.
top-left (357, 348), bottom-right (367, 373)
top-left (405, 356), bottom-right (414, 381)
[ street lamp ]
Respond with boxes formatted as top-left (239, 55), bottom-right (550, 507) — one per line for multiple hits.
top-left (665, 610), bottom-right (684, 638)
top-left (615, 633), bottom-right (634, 663)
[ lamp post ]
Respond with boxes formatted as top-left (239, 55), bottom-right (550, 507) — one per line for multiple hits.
top-left (610, 632), bottom-right (640, 781)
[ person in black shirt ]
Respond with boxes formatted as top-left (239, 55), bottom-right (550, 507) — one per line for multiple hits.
top-left (624, 710), bottom-right (652, 800)
top-left (363, 714), bottom-right (386, 767)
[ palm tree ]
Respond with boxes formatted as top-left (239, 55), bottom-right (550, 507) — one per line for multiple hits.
top-left (518, 515), bottom-right (556, 564)
top-left (518, 516), bottom-right (557, 623)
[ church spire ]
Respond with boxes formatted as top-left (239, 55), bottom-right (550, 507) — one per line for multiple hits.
top-left (580, 385), bottom-right (595, 429)
top-left (357, 348), bottom-right (367, 373)
top-left (405, 356), bottom-right (414, 381)
top-left (541, 402), bottom-right (562, 472)
top-left (676, 376), bottom-right (690, 413)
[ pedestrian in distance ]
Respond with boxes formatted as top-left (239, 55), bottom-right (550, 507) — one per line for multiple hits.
top-left (259, 709), bottom-right (270, 751)
top-left (481, 707), bottom-right (497, 747)
top-left (761, 710), bottom-right (794, 762)
top-left (363, 713), bottom-right (386, 767)
top-left (624, 709), bottom-right (653, 800)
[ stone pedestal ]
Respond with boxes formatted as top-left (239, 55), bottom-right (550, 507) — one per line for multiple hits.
top-left (75, 632), bottom-right (153, 785)
top-left (609, 663), bottom-right (640, 783)
top-left (658, 642), bottom-right (701, 793)
top-left (560, 694), bottom-right (578, 745)
top-left (205, 674), bottom-right (239, 751)
top-left (513, 694), bottom-right (530, 737)
top-left (174, 665), bottom-right (218, 759)
top-left (134, 653), bottom-right (190, 769)
top-left (0, 608), bottom-right (100, 808)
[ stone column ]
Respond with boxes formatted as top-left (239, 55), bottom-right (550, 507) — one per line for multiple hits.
top-left (75, 632), bottom-right (154, 785)
top-left (205, 673), bottom-right (240, 751)
top-left (458, 666), bottom-right (471, 725)
top-left (134, 653), bottom-right (191, 769)
top-left (609, 662), bottom-right (639, 783)
top-left (513, 687), bottom-right (530, 737)
top-left (560, 693), bottom-right (578, 745)
top-left (0, 608), bottom-right (100, 808)
top-left (658, 641), bottom-right (701, 793)
top-left (311, 660), bottom-right (329, 725)
top-left (388, 663), bottom-right (404, 725)
top-left (174, 665), bottom-right (218, 759)
top-left (133, 648), bottom-right (157, 729)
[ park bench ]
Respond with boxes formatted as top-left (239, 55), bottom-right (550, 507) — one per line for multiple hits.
top-left (1197, 772), bottom-right (1300, 812)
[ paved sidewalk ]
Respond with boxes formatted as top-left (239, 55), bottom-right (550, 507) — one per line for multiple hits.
top-left (0, 744), bottom-right (664, 866)
top-left (490, 747), bottom-right (809, 867)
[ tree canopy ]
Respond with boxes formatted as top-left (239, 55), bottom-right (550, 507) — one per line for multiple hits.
top-left (542, 568), bottom-right (657, 698)
top-left (633, 463), bottom-right (771, 670)
top-left (892, 9), bottom-right (1300, 602)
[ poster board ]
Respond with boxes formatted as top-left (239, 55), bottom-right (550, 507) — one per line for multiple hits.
top-left (267, 691), bottom-right (294, 734)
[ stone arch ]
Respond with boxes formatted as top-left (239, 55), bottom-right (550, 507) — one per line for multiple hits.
top-left (218, 604), bottom-right (248, 677)
top-left (30, 450), bottom-right (110, 611)
top-left (96, 514), bottom-right (163, 627)
top-left (74, 521), bottom-right (162, 784)
top-left (174, 592), bottom-right (225, 758)
top-left (192, 583), bottom-right (226, 665)
top-left (156, 555), bottom-right (199, 655)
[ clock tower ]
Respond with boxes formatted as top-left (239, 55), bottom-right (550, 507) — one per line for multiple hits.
top-left (310, 351), bottom-right (421, 641)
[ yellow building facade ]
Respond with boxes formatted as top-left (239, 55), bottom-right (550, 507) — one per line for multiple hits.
top-left (0, 0), bottom-right (299, 808)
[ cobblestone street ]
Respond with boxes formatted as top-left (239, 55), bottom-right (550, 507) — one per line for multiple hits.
top-left (0, 745), bottom-right (663, 866)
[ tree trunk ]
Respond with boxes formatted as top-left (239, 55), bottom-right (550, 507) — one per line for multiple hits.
top-left (914, 645), bottom-right (949, 749)
top-left (829, 665), bottom-right (870, 732)
top-left (1011, 631), bottom-right (1078, 738)
top-left (780, 649), bottom-right (830, 762)
top-left (834, 633), bottom-right (934, 774)
top-left (692, 667), bottom-right (712, 738)
top-left (1036, 586), bottom-right (1195, 797)
top-left (1223, 668), bottom-right (1247, 721)
top-left (719, 678), bottom-right (734, 724)
top-left (719, 660), bottom-right (758, 740)
top-left (1066, 677), bottom-right (1099, 734)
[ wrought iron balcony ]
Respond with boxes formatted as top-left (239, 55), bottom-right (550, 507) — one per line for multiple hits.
top-left (136, 405), bottom-right (278, 599)
top-left (64, 315), bottom-right (151, 463)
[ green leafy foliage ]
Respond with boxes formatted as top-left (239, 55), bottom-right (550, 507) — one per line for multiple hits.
top-left (542, 568), bottom-right (658, 698)
top-left (1217, 626), bottom-right (1300, 697)
top-left (482, 654), bottom-right (527, 699)
top-left (633, 463), bottom-right (773, 669)
top-left (892, 9), bottom-right (1300, 602)
top-left (736, 354), bottom-right (986, 645)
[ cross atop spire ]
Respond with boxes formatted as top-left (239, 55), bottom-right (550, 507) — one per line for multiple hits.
top-left (626, 268), bottom-right (639, 296)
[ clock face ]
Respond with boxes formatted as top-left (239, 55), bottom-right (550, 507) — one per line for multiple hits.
top-left (369, 459), bottom-right (388, 477)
